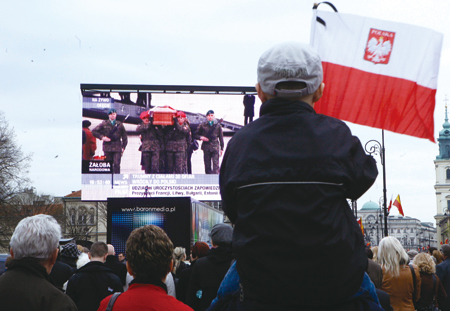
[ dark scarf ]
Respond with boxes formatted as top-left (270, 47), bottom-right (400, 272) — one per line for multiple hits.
top-left (130, 276), bottom-right (168, 293)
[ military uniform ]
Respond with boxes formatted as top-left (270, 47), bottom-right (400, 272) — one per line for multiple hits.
top-left (136, 121), bottom-right (163, 174)
top-left (195, 119), bottom-right (224, 174)
top-left (164, 121), bottom-right (191, 174)
top-left (92, 120), bottom-right (128, 174)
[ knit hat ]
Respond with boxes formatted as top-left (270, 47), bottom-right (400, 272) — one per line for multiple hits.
top-left (209, 223), bottom-right (233, 246)
top-left (61, 243), bottom-right (81, 258)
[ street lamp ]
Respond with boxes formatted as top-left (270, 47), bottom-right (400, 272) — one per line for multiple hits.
top-left (366, 136), bottom-right (388, 237)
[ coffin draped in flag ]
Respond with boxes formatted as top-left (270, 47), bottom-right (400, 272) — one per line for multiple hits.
top-left (310, 10), bottom-right (443, 142)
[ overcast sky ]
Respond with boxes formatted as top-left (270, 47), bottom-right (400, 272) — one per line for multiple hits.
top-left (1, 0), bottom-right (449, 223)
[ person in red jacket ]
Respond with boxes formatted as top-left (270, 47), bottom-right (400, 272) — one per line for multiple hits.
top-left (98, 225), bottom-right (193, 311)
top-left (82, 120), bottom-right (96, 161)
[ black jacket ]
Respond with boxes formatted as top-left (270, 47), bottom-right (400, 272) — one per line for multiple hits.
top-left (177, 260), bottom-right (197, 303)
top-left (66, 261), bottom-right (123, 311)
top-left (49, 260), bottom-right (74, 291)
top-left (0, 258), bottom-right (77, 311)
top-left (219, 98), bottom-right (378, 308)
top-left (104, 255), bottom-right (127, 286)
top-left (187, 247), bottom-right (234, 311)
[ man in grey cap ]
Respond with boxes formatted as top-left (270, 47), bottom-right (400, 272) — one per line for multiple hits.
top-left (194, 110), bottom-right (224, 174)
top-left (219, 42), bottom-right (378, 310)
top-left (92, 108), bottom-right (128, 174)
top-left (187, 223), bottom-right (233, 311)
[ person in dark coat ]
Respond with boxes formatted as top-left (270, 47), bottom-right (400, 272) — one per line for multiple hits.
top-left (187, 224), bottom-right (234, 311)
top-left (105, 244), bottom-right (128, 286)
top-left (437, 244), bottom-right (450, 311)
top-left (366, 248), bottom-right (383, 289)
top-left (243, 94), bottom-right (255, 125)
top-left (0, 215), bottom-right (77, 311)
top-left (49, 256), bottom-right (74, 291)
top-left (177, 242), bottom-right (210, 303)
top-left (60, 242), bottom-right (81, 273)
top-left (66, 241), bottom-right (123, 311)
top-left (219, 42), bottom-right (379, 310)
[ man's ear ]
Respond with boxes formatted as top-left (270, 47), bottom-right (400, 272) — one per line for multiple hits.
top-left (256, 83), bottom-right (268, 103)
top-left (10, 248), bottom-right (14, 259)
top-left (49, 248), bottom-right (58, 266)
top-left (312, 83), bottom-right (325, 103)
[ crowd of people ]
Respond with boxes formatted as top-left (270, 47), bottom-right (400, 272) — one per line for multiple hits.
top-left (3, 41), bottom-right (447, 311)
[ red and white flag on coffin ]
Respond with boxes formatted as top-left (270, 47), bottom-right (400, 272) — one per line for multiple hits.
top-left (310, 10), bottom-right (443, 142)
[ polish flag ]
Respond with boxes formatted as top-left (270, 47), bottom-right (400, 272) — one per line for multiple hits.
top-left (310, 10), bottom-right (443, 142)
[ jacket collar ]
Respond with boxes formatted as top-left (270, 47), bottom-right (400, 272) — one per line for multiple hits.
top-left (259, 98), bottom-right (315, 117)
top-left (8, 257), bottom-right (51, 281)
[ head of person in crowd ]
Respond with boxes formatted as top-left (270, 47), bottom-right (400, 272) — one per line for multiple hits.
top-left (378, 236), bottom-right (409, 277)
top-left (77, 245), bottom-right (84, 252)
top-left (108, 108), bottom-right (117, 122)
top-left (107, 244), bottom-right (115, 256)
top-left (126, 225), bottom-right (174, 282)
top-left (209, 223), bottom-right (233, 248)
top-left (407, 250), bottom-right (418, 262)
top-left (173, 247), bottom-right (186, 275)
top-left (365, 247), bottom-right (373, 259)
top-left (82, 120), bottom-right (91, 129)
top-left (256, 42), bottom-right (324, 106)
top-left (140, 111), bottom-right (150, 124)
top-left (61, 242), bottom-right (81, 259)
top-left (190, 242), bottom-right (210, 262)
top-left (9, 214), bottom-right (61, 274)
top-left (176, 111), bottom-right (186, 125)
top-left (428, 247), bottom-right (437, 255)
top-left (441, 244), bottom-right (450, 260)
top-left (118, 253), bottom-right (125, 262)
top-left (413, 253), bottom-right (435, 274)
top-left (433, 249), bottom-right (443, 265)
top-left (89, 242), bottom-right (108, 263)
top-left (371, 246), bottom-right (379, 262)
top-left (206, 110), bottom-right (215, 124)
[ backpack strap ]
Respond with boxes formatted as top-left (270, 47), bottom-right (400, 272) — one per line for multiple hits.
top-left (105, 292), bottom-right (122, 311)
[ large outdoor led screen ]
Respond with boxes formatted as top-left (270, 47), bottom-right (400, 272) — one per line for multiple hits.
top-left (81, 85), bottom-right (259, 201)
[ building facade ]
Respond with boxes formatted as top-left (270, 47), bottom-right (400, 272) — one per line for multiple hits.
top-left (435, 105), bottom-right (450, 245)
top-left (61, 190), bottom-right (107, 243)
top-left (358, 201), bottom-right (437, 250)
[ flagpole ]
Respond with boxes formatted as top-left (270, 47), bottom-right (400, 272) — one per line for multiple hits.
top-left (381, 129), bottom-right (388, 237)
top-left (365, 129), bottom-right (388, 237)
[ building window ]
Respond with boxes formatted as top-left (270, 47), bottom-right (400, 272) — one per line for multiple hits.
top-left (447, 168), bottom-right (450, 180)
top-left (411, 228), bottom-right (414, 233)
top-left (78, 215), bottom-right (86, 225)
top-left (397, 228), bottom-right (400, 233)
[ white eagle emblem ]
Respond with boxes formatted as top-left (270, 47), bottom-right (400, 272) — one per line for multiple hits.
top-left (364, 29), bottom-right (396, 65)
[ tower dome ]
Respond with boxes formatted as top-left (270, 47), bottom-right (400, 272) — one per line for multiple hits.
top-left (360, 201), bottom-right (380, 211)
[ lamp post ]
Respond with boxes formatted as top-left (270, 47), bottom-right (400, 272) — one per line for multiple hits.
top-left (366, 135), bottom-right (388, 237)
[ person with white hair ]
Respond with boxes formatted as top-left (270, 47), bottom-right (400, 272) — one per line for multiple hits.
top-left (379, 236), bottom-right (421, 311)
top-left (0, 214), bottom-right (77, 310)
